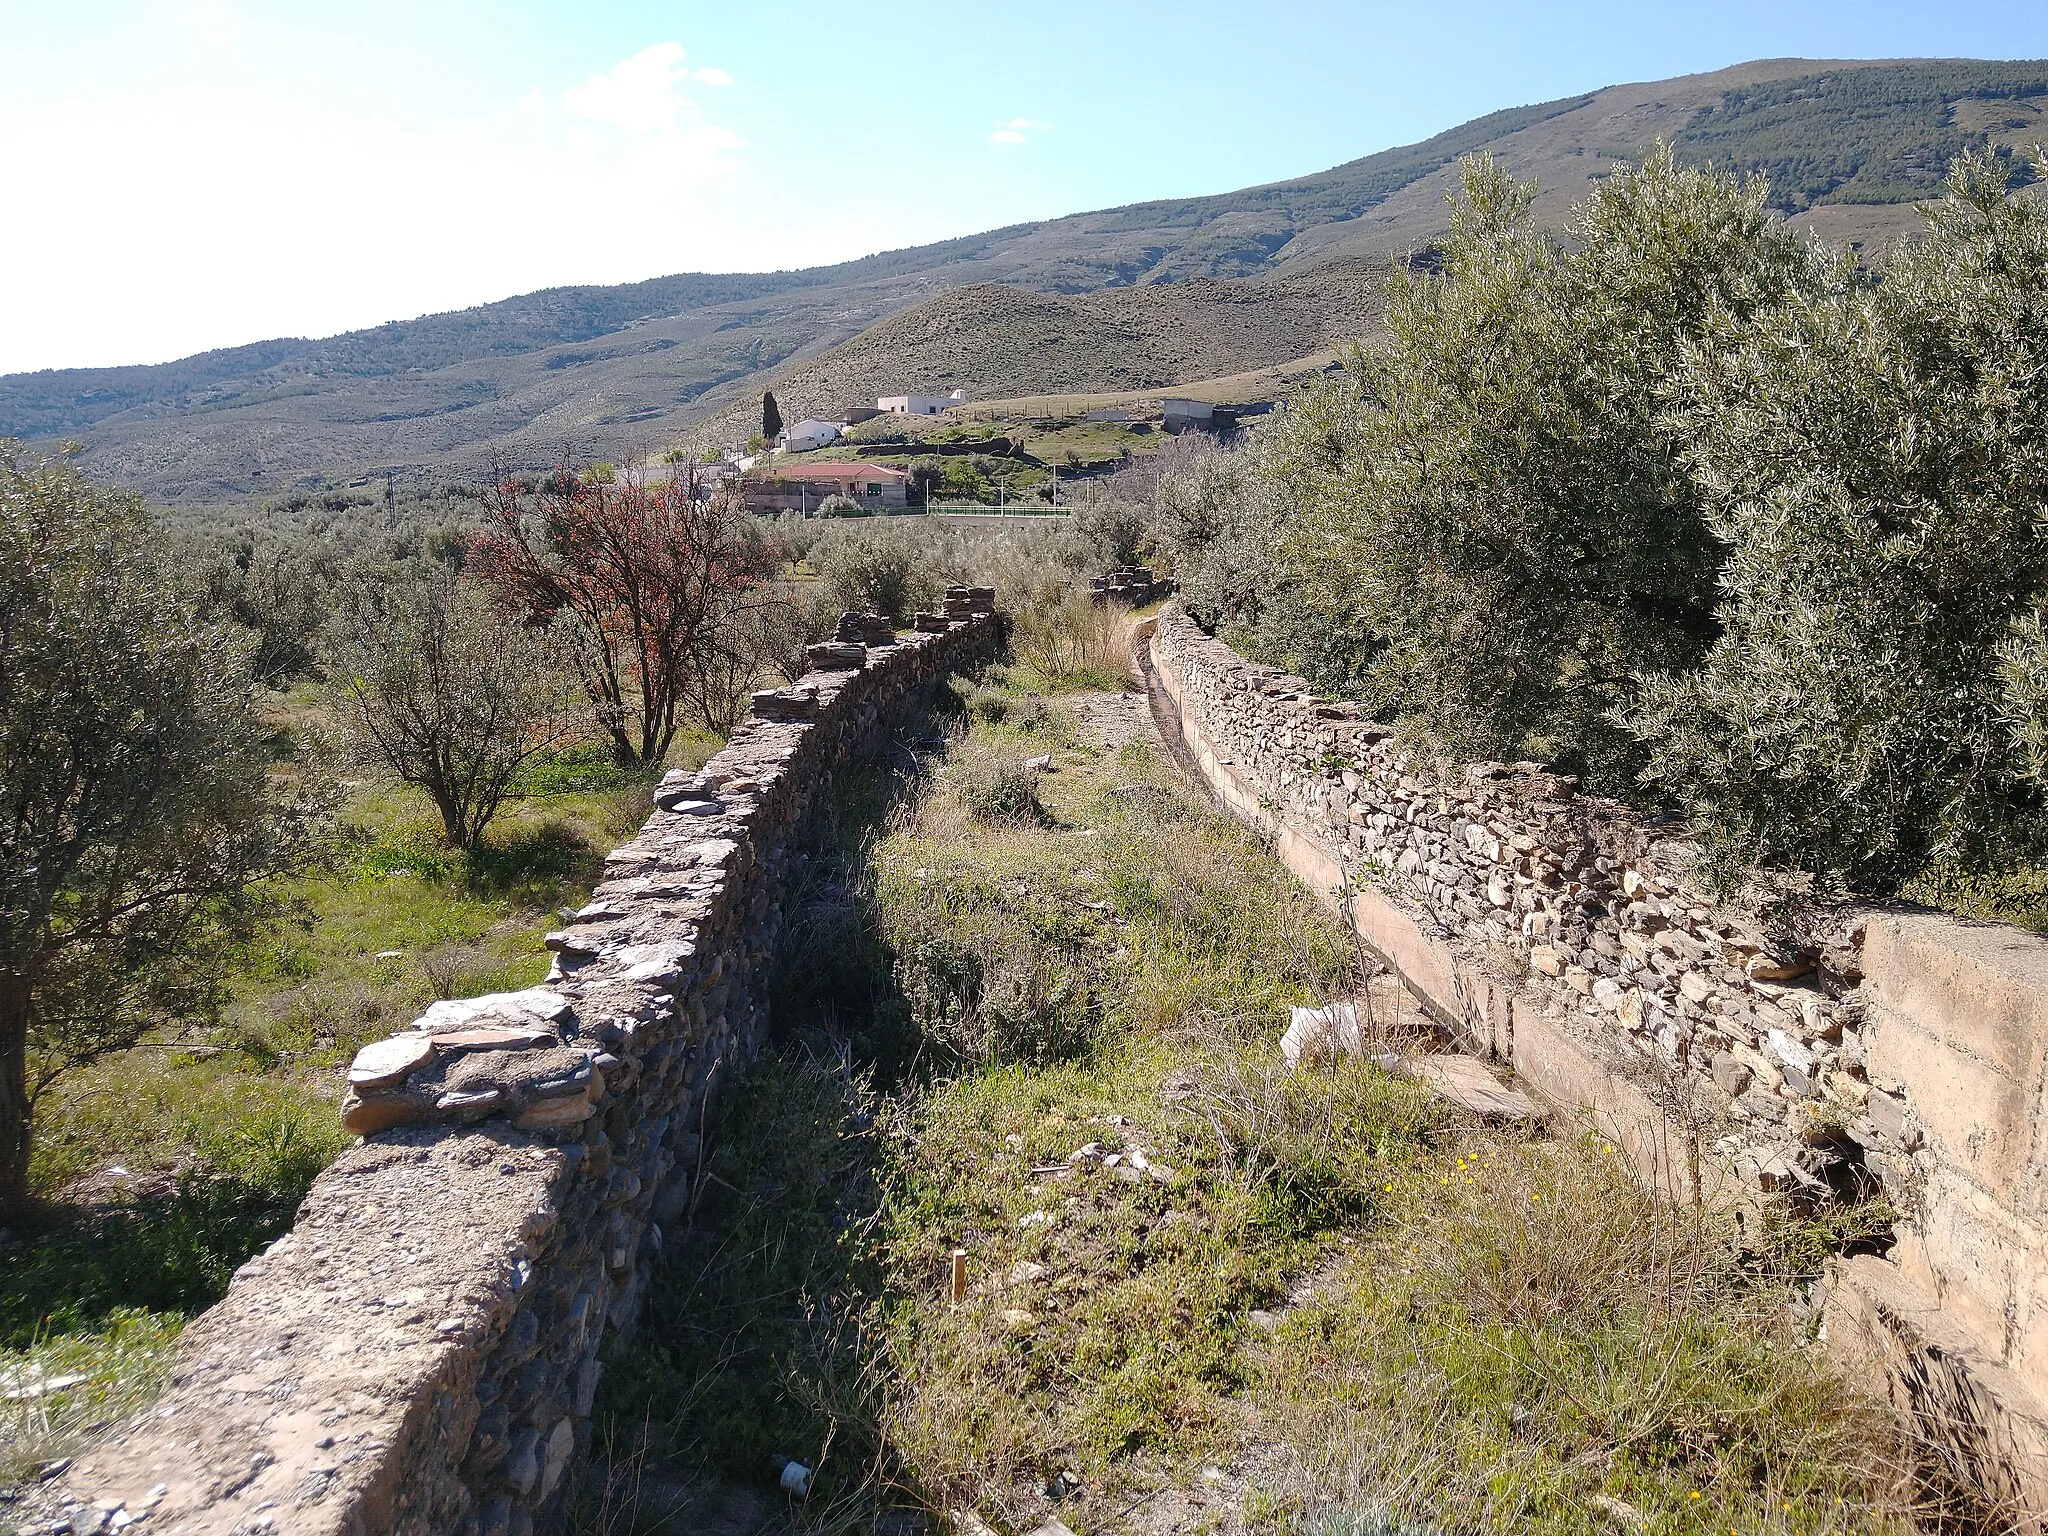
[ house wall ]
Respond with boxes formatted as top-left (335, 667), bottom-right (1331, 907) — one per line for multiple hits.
top-left (35, 612), bottom-right (1001, 1536)
top-left (742, 478), bottom-right (908, 513)
top-left (1142, 604), bottom-right (2048, 1519)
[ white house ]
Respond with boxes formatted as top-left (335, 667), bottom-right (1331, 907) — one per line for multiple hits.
top-left (781, 419), bottom-right (842, 451)
top-left (876, 388), bottom-right (968, 417)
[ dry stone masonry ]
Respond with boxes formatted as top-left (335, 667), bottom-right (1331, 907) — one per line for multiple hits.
top-left (31, 603), bottom-right (999, 1536)
top-left (1147, 603), bottom-right (2048, 1517)
top-left (1087, 566), bottom-right (1171, 606)
top-left (1150, 607), bottom-right (1875, 1191)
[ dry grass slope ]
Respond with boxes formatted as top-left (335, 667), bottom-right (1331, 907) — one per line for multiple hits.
top-left (693, 263), bottom-right (1388, 449)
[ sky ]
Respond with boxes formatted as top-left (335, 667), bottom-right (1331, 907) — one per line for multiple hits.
top-left (4, 1), bottom-right (2047, 376)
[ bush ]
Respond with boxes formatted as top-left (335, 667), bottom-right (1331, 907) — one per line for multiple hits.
top-left (944, 739), bottom-right (1044, 825)
top-left (1010, 594), bottom-right (1128, 687)
top-left (1252, 149), bottom-right (1813, 787)
top-left (947, 676), bottom-right (1012, 725)
top-left (812, 524), bottom-right (941, 622)
top-left (1070, 497), bottom-right (1152, 569)
top-left (1626, 149), bottom-right (2048, 891)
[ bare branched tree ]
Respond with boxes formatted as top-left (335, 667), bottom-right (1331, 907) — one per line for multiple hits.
top-left (470, 465), bottom-right (780, 767)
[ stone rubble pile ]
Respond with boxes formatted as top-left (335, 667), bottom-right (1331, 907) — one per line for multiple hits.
top-left (31, 609), bottom-right (1000, 1536)
top-left (944, 585), bottom-right (997, 623)
top-left (1088, 566), bottom-right (1172, 605)
top-left (1151, 606), bottom-right (1916, 1207)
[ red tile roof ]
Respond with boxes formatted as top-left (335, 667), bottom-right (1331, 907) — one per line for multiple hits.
top-left (749, 461), bottom-right (907, 481)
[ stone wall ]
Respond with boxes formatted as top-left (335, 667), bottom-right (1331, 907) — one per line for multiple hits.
top-left (1144, 603), bottom-right (2048, 1518)
top-left (32, 609), bottom-right (999, 1536)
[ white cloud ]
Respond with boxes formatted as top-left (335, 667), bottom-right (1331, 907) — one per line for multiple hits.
top-left (0, 38), bottom-right (767, 372)
top-left (991, 115), bottom-right (1050, 144)
top-left (563, 41), bottom-right (731, 133)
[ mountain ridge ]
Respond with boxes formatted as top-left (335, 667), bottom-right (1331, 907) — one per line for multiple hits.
top-left (9, 56), bottom-right (2045, 505)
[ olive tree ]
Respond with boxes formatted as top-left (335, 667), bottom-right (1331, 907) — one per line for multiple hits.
top-left (0, 447), bottom-right (318, 1213)
top-left (323, 564), bottom-right (579, 850)
top-left (812, 522), bottom-right (941, 622)
top-left (1629, 150), bottom-right (2048, 891)
top-left (1233, 148), bottom-right (1819, 788)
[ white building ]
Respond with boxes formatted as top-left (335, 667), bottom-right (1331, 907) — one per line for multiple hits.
top-left (876, 388), bottom-right (968, 417)
top-left (781, 419), bottom-right (842, 451)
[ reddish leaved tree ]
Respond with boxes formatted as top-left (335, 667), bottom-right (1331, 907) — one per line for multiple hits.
top-left (470, 464), bottom-right (780, 767)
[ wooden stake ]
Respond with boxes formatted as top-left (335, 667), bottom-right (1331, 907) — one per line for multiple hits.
top-left (950, 1249), bottom-right (967, 1305)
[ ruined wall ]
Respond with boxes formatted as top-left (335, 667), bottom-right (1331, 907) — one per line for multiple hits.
top-left (1144, 604), bottom-right (2048, 1515)
top-left (34, 608), bottom-right (999, 1536)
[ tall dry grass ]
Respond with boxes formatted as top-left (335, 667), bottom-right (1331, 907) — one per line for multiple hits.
top-left (1262, 1131), bottom-right (1926, 1535)
top-left (1009, 596), bottom-right (1134, 688)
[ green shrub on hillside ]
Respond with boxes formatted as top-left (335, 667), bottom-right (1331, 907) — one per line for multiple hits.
top-left (1677, 61), bottom-right (2048, 211)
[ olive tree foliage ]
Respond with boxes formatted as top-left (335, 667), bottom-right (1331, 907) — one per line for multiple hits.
top-left (1250, 148), bottom-right (1821, 787)
top-left (0, 447), bottom-right (323, 1212)
top-left (323, 565), bottom-right (580, 850)
top-left (190, 530), bottom-right (348, 684)
top-left (1164, 144), bottom-right (2048, 896)
top-left (1628, 149), bottom-right (2048, 891)
top-left (812, 522), bottom-right (943, 622)
top-left (1068, 496), bottom-right (1152, 569)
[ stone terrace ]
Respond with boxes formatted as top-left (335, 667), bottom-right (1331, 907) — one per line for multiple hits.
top-left (1147, 603), bottom-right (2048, 1513)
top-left (28, 604), bottom-right (999, 1536)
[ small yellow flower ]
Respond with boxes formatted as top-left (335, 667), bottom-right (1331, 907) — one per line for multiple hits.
top-left (1690, 1490), bottom-right (1701, 1501)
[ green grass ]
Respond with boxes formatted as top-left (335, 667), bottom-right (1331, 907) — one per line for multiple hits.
top-left (1261, 1137), bottom-right (1911, 1535)
top-left (0, 1308), bottom-right (183, 1485)
top-left (591, 669), bottom-right (1921, 1535)
top-left (581, 1053), bottom-right (887, 1519)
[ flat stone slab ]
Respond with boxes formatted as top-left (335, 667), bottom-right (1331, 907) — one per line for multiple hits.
top-left (1400, 1054), bottom-right (1544, 1122)
top-left (414, 987), bottom-right (572, 1033)
top-left (347, 1034), bottom-right (434, 1090)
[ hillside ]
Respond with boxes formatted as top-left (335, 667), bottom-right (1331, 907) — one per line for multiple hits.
top-left (694, 262), bottom-right (1389, 449)
top-left (5, 56), bottom-right (2045, 504)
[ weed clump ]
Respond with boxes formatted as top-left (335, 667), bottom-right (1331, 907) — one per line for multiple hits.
top-left (1009, 596), bottom-right (1134, 691)
top-left (943, 740), bottom-right (1044, 825)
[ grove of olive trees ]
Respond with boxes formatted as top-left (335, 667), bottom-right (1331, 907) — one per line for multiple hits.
top-left (1159, 145), bottom-right (2048, 901)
